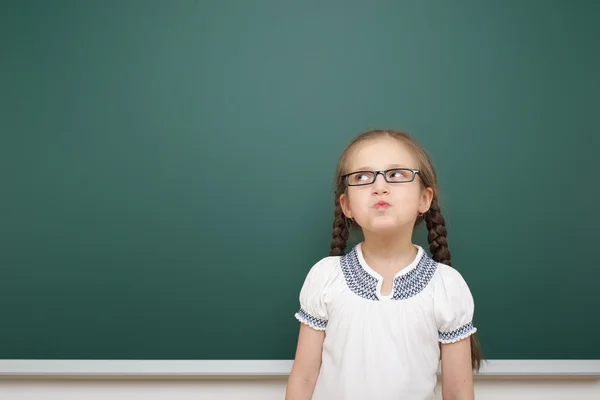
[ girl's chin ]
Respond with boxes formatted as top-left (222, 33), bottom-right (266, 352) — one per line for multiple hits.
top-left (362, 218), bottom-right (412, 234)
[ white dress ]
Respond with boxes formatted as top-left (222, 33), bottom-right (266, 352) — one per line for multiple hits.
top-left (294, 242), bottom-right (477, 400)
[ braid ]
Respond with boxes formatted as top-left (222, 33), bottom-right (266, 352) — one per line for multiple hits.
top-left (424, 198), bottom-right (451, 266)
top-left (425, 198), bottom-right (484, 371)
top-left (330, 196), bottom-right (349, 256)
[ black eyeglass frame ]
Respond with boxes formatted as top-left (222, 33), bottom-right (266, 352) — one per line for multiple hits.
top-left (342, 168), bottom-right (420, 186)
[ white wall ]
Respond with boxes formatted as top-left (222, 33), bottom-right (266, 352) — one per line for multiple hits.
top-left (1, 378), bottom-right (599, 400)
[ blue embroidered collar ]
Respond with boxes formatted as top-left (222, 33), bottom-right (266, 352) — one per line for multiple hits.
top-left (340, 244), bottom-right (438, 301)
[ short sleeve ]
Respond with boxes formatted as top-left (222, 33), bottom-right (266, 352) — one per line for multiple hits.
top-left (434, 265), bottom-right (478, 343)
top-left (294, 257), bottom-right (336, 331)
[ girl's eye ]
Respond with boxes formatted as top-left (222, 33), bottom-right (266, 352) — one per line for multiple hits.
top-left (388, 169), bottom-right (411, 181)
top-left (348, 172), bottom-right (374, 185)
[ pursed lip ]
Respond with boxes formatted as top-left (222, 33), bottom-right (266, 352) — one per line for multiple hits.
top-left (374, 201), bottom-right (390, 209)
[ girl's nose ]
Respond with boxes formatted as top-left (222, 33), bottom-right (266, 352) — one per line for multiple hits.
top-left (372, 174), bottom-right (390, 195)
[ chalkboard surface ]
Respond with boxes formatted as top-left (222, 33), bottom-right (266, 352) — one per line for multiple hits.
top-left (1, 0), bottom-right (598, 360)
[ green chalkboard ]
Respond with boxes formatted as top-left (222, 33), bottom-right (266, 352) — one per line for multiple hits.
top-left (1, 0), bottom-right (599, 361)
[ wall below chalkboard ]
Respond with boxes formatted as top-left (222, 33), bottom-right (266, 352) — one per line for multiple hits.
top-left (1, 378), bottom-right (599, 400)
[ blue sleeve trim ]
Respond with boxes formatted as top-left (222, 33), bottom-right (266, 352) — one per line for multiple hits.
top-left (439, 321), bottom-right (477, 343)
top-left (294, 308), bottom-right (327, 331)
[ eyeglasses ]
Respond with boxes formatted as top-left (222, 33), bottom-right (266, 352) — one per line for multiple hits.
top-left (342, 168), bottom-right (420, 186)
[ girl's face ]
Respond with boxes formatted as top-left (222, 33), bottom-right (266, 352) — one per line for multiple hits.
top-left (340, 137), bottom-right (433, 235)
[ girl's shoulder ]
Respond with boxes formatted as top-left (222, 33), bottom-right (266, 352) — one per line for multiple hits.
top-left (430, 261), bottom-right (475, 306)
top-left (295, 255), bottom-right (342, 330)
top-left (302, 254), bottom-right (342, 286)
top-left (431, 261), bottom-right (473, 292)
top-left (430, 261), bottom-right (477, 343)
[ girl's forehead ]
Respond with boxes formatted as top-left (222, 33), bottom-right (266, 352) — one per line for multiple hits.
top-left (347, 138), bottom-right (418, 170)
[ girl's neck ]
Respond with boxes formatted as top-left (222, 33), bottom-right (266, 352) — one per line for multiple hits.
top-left (360, 229), bottom-right (417, 264)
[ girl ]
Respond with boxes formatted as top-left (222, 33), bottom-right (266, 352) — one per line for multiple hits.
top-left (286, 130), bottom-right (482, 400)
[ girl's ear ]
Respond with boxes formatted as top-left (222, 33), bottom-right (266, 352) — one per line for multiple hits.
top-left (419, 187), bottom-right (434, 214)
top-left (339, 193), bottom-right (352, 219)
